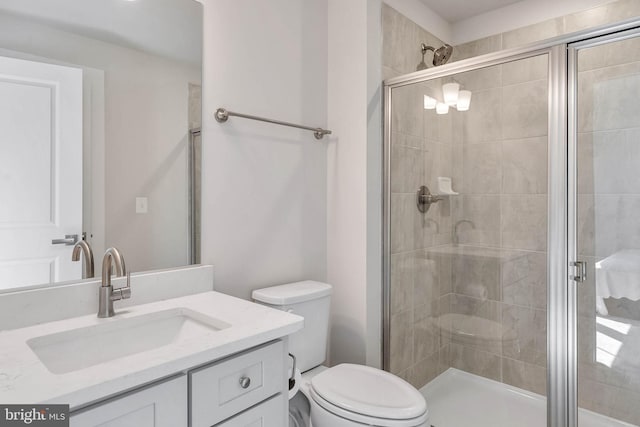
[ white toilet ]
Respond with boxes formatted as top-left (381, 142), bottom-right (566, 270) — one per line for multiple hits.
top-left (252, 281), bottom-right (429, 427)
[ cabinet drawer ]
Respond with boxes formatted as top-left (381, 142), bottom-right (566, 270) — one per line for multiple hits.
top-left (70, 375), bottom-right (187, 427)
top-left (214, 394), bottom-right (285, 427)
top-left (190, 341), bottom-right (284, 427)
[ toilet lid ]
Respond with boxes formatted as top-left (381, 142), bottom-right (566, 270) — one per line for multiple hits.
top-left (310, 364), bottom-right (427, 420)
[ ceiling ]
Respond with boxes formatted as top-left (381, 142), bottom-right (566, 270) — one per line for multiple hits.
top-left (0, 0), bottom-right (202, 65)
top-left (419, 0), bottom-right (524, 23)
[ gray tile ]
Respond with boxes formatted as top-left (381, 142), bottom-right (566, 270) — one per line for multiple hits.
top-left (577, 32), bottom-right (640, 72)
top-left (501, 195), bottom-right (547, 251)
top-left (577, 62), bottom-right (640, 133)
top-left (502, 79), bottom-right (548, 140)
top-left (502, 54), bottom-right (548, 86)
top-left (392, 131), bottom-right (422, 149)
top-left (390, 251), bottom-right (417, 314)
top-left (577, 194), bottom-right (595, 257)
top-left (390, 193), bottom-right (421, 253)
top-left (392, 84), bottom-right (423, 137)
top-left (413, 254), bottom-right (439, 312)
top-left (451, 35), bottom-right (502, 62)
top-left (564, 0), bottom-right (640, 35)
top-left (593, 128), bottom-right (640, 194)
top-left (455, 63), bottom-right (502, 92)
top-left (502, 137), bottom-right (548, 194)
top-left (408, 352), bottom-right (443, 389)
top-left (391, 145), bottom-right (423, 193)
top-left (462, 142), bottom-right (502, 194)
top-left (502, 17), bottom-right (563, 49)
top-left (502, 357), bottom-right (547, 396)
top-left (446, 342), bottom-right (502, 382)
top-left (502, 251), bottom-right (547, 310)
top-left (414, 316), bottom-right (439, 362)
top-left (502, 304), bottom-right (547, 367)
top-left (390, 309), bottom-right (414, 374)
top-left (452, 253), bottom-right (501, 301)
top-left (454, 195), bottom-right (501, 246)
top-left (382, 4), bottom-right (419, 74)
top-left (577, 132), bottom-right (594, 195)
top-left (592, 194), bottom-right (640, 257)
top-left (461, 88), bottom-right (503, 143)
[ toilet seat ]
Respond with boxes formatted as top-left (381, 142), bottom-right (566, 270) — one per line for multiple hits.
top-left (309, 364), bottom-right (429, 427)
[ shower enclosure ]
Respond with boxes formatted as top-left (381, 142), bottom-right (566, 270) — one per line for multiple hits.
top-left (383, 20), bottom-right (640, 427)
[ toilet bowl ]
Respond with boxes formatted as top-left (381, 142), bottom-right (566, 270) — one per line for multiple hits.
top-left (252, 281), bottom-right (429, 427)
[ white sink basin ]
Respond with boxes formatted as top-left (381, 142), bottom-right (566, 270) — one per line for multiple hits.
top-left (27, 308), bottom-right (230, 374)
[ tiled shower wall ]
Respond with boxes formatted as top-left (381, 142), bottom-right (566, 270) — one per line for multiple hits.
top-left (384, 4), bottom-right (453, 387)
top-left (385, 3), bottom-right (549, 393)
top-left (386, 1), bottom-right (640, 423)
top-left (444, 56), bottom-right (549, 395)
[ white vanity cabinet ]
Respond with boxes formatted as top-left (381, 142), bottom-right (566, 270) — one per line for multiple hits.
top-left (70, 376), bottom-right (187, 427)
top-left (69, 340), bottom-right (287, 427)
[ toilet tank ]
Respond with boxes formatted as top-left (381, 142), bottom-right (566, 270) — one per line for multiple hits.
top-left (252, 281), bottom-right (332, 372)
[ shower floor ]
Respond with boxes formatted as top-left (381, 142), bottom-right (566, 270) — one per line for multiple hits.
top-left (421, 368), bottom-right (635, 427)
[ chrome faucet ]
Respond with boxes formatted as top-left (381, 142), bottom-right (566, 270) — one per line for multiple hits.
top-left (98, 247), bottom-right (131, 318)
top-left (453, 219), bottom-right (475, 245)
top-left (72, 240), bottom-right (95, 278)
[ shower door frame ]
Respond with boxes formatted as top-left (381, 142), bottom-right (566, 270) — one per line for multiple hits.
top-left (382, 17), bottom-right (640, 427)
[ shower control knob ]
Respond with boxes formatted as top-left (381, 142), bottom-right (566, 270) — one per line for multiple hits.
top-left (239, 376), bottom-right (251, 389)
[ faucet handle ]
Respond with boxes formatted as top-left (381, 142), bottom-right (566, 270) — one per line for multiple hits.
top-left (110, 272), bottom-right (132, 301)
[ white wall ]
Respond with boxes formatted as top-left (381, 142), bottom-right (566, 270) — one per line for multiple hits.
top-left (200, 0), bottom-right (382, 367)
top-left (200, 0), bottom-right (328, 300)
top-left (325, 0), bottom-right (383, 367)
top-left (0, 13), bottom-right (200, 274)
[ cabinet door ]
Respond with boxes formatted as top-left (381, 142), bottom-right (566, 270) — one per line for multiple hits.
top-left (215, 394), bottom-right (285, 427)
top-left (70, 376), bottom-right (187, 427)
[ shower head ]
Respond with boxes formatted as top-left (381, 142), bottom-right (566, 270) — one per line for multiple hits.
top-left (417, 43), bottom-right (454, 70)
top-left (433, 44), bottom-right (453, 66)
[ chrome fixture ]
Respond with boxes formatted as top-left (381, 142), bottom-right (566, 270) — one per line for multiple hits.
top-left (72, 240), bottom-right (95, 278)
top-left (570, 261), bottom-right (587, 283)
top-left (215, 108), bottom-right (332, 140)
top-left (98, 247), bottom-right (131, 318)
top-left (453, 220), bottom-right (476, 245)
top-left (288, 353), bottom-right (297, 391)
top-left (189, 127), bottom-right (201, 265)
top-left (417, 43), bottom-right (453, 70)
top-left (416, 185), bottom-right (443, 213)
top-left (51, 234), bottom-right (79, 246)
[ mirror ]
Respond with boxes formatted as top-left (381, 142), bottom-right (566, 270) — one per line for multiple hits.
top-left (0, 0), bottom-right (203, 292)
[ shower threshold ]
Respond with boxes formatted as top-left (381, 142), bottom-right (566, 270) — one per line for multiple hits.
top-left (421, 368), bottom-right (636, 427)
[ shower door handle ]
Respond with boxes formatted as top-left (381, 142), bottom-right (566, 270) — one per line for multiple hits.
top-left (570, 261), bottom-right (587, 283)
top-left (52, 234), bottom-right (79, 246)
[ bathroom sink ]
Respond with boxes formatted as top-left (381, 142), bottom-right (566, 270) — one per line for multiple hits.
top-left (27, 308), bottom-right (230, 374)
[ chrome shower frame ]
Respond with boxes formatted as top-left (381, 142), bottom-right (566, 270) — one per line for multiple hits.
top-left (382, 17), bottom-right (640, 427)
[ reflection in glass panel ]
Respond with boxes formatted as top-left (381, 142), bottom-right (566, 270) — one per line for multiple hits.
top-left (389, 54), bottom-right (550, 426)
top-left (577, 35), bottom-right (640, 427)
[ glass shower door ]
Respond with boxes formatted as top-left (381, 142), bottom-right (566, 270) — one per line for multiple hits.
top-left (572, 29), bottom-right (640, 427)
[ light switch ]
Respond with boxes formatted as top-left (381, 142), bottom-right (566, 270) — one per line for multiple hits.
top-left (136, 197), bottom-right (148, 214)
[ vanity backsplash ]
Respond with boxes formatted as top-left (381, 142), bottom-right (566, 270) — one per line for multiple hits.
top-left (0, 265), bottom-right (214, 331)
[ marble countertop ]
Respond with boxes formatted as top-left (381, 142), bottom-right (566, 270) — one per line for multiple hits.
top-left (0, 291), bottom-right (303, 409)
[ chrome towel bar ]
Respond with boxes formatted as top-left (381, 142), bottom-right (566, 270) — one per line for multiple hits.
top-left (215, 108), bottom-right (332, 140)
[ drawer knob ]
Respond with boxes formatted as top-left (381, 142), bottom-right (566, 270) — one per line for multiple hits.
top-left (239, 376), bottom-right (251, 389)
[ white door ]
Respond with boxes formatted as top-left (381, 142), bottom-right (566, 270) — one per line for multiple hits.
top-left (0, 56), bottom-right (82, 290)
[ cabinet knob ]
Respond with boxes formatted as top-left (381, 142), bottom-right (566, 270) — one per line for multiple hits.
top-left (239, 376), bottom-right (251, 389)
